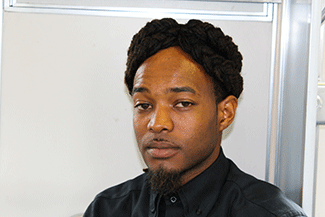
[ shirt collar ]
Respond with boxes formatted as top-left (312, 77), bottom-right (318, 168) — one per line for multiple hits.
top-left (148, 147), bottom-right (230, 216)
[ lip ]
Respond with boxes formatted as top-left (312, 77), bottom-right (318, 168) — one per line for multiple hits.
top-left (147, 147), bottom-right (179, 159)
top-left (146, 140), bottom-right (179, 159)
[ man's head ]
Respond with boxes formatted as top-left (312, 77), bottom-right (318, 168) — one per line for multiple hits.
top-left (124, 18), bottom-right (243, 195)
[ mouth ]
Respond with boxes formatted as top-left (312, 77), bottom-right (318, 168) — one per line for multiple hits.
top-left (146, 139), bottom-right (179, 159)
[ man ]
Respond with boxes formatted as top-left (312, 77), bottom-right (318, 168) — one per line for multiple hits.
top-left (84, 18), bottom-right (306, 217)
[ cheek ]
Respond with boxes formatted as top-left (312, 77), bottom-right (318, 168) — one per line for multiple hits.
top-left (177, 110), bottom-right (217, 137)
top-left (133, 115), bottom-right (146, 140)
top-left (177, 114), bottom-right (219, 156)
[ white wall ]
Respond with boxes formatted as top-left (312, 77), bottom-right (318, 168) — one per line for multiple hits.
top-left (315, 11), bottom-right (325, 214)
top-left (0, 13), bottom-right (149, 217)
top-left (0, 11), bottom-right (273, 217)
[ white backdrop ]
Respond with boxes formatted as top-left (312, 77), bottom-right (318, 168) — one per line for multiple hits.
top-left (0, 11), bottom-right (272, 217)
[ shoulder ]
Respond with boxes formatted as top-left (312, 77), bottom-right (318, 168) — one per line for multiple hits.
top-left (224, 160), bottom-right (306, 217)
top-left (95, 173), bottom-right (148, 200)
top-left (83, 173), bottom-right (149, 217)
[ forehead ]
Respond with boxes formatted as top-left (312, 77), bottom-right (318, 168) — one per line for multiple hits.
top-left (133, 47), bottom-right (214, 94)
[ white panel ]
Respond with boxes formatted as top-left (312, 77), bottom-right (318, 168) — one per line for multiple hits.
top-left (0, 12), bottom-right (272, 217)
top-left (315, 126), bottom-right (325, 217)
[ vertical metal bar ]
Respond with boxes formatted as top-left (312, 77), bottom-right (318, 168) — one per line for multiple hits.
top-left (302, 0), bottom-right (322, 214)
top-left (275, 0), bottom-right (312, 206)
top-left (266, 2), bottom-right (279, 184)
top-left (274, 0), bottom-right (288, 188)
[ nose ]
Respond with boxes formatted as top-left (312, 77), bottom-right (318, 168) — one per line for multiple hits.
top-left (148, 105), bottom-right (174, 133)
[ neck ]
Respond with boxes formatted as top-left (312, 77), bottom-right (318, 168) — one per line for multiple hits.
top-left (179, 145), bottom-right (221, 186)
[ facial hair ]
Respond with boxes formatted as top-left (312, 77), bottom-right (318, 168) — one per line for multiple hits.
top-left (146, 167), bottom-right (182, 196)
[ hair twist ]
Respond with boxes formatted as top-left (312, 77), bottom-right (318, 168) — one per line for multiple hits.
top-left (125, 18), bottom-right (243, 102)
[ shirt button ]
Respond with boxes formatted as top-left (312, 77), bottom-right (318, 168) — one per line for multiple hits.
top-left (170, 196), bottom-right (177, 203)
top-left (196, 209), bottom-right (202, 215)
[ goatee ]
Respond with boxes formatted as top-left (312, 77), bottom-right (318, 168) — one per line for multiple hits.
top-left (146, 168), bottom-right (182, 196)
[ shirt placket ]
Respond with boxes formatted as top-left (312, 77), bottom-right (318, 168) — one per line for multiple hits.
top-left (149, 193), bottom-right (161, 217)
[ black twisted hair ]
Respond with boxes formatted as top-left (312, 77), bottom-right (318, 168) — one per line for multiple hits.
top-left (124, 18), bottom-right (243, 102)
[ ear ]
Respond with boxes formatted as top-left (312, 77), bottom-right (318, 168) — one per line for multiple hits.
top-left (217, 95), bottom-right (238, 131)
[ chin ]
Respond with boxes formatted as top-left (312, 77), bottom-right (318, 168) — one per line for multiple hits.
top-left (147, 160), bottom-right (184, 174)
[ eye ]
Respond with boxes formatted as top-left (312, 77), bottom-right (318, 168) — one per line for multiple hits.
top-left (134, 103), bottom-right (152, 111)
top-left (175, 101), bottom-right (194, 108)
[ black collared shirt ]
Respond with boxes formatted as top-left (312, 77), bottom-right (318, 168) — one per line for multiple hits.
top-left (84, 149), bottom-right (306, 217)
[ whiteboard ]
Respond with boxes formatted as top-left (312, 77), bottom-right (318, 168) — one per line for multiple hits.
top-left (0, 12), bottom-right (272, 217)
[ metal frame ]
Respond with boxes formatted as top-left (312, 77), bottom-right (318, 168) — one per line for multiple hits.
top-left (7, 0), bottom-right (283, 5)
top-left (1, 0), bottom-right (281, 194)
top-left (1, 0), bottom-right (314, 211)
top-left (2, 1), bottom-right (279, 186)
top-left (4, 0), bottom-right (275, 21)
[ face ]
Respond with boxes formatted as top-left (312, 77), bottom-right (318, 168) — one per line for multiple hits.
top-left (132, 47), bottom-right (225, 184)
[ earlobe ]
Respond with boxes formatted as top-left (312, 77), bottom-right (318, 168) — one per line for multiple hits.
top-left (218, 95), bottom-right (238, 131)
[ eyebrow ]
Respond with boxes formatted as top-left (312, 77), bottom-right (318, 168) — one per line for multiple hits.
top-left (168, 87), bottom-right (196, 94)
top-left (132, 86), bottom-right (196, 95)
top-left (132, 87), bottom-right (150, 95)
